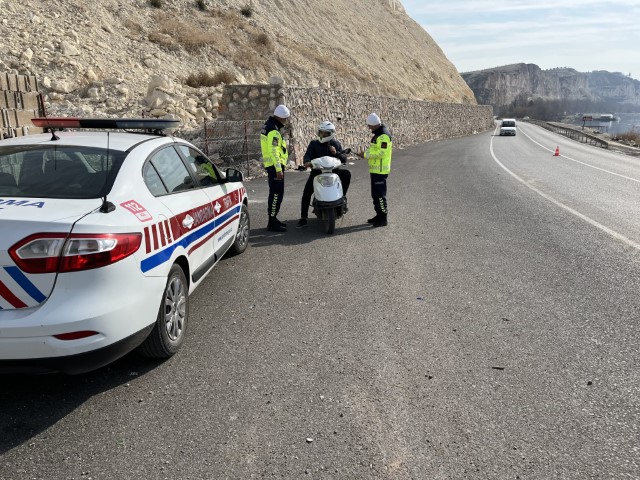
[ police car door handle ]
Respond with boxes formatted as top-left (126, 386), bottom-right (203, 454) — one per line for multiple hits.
top-left (182, 215), bottom-right (194, 229)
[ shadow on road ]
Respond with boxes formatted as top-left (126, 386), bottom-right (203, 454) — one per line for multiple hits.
top-left (248, 222), bottom-right (374, 248)
top-left (0, 352), bottom-right (162, 455)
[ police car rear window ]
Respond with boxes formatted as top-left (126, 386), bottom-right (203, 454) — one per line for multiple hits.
top-left (0, 146), bottom-right (126, 199)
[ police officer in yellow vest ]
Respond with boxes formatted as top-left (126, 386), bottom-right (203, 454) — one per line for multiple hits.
top-left (356, 113), bottom-right (392, 227)
top-left (261, 104), bottom-right (290, 232)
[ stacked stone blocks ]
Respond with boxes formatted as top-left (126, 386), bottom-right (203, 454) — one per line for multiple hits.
top-left (0, 73), bottom-right (44, 139)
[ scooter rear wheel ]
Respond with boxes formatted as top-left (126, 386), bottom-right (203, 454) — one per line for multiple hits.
top-left (324, 208), bottom-right (336, 234)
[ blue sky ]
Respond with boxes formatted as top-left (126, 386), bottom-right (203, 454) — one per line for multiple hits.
top-left (402, 1), bottom-right (640, 79)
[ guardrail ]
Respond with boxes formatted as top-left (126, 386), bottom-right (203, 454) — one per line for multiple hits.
top-left (526, 120), bottom-right (609, 149)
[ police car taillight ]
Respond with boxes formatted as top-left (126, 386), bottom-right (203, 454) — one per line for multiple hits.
top-left (9, 233), bottom-right (142, 274)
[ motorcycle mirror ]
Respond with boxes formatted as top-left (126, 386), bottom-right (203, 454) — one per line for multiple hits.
top-left (341, 148), bottom-right (352, 155)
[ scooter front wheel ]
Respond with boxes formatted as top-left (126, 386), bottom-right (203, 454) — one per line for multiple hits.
top-left (324, 208), bottom-right (336, 234)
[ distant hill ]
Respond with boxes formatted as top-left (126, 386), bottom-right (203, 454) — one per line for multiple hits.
top-left (462, 64), bottom-right (640, 114)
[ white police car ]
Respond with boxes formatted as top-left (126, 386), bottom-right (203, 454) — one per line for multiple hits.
top-left (0, 118), bottom-right (250, 374)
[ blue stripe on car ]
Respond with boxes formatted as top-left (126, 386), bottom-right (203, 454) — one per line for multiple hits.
top-left (4, 266), bottom-right (47, 303)
top-left (140, 205), bottom-right (241, 273)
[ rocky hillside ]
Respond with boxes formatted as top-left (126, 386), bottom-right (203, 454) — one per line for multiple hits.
top-left (462, 63), bottom-right (640, 111)
top-left (0, 0), bottom-right (475, 131)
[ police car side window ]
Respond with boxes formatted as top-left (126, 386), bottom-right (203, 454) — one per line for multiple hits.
top-left (177, 145), bottom-right (221, 187)
top-left (143, 162), bottom-right (168, 196)
top-left (148, 147), bottom-right (195, 194)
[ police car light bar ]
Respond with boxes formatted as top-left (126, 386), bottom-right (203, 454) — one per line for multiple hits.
top-left (31, 117), bottom-right (181, 130)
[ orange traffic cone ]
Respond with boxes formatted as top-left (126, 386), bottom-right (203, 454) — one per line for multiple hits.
top-left (553, 146), bottom-right (560, 156)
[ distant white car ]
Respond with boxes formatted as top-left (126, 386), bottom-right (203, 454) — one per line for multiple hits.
top-left (0, 118), bottom-right (250, 374)
top-left (500, 118), bottom-right (517, 136)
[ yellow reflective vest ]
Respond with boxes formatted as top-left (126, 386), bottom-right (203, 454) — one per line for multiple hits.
top-left (364, 125), bottom-right (392, 174)
top-left (260, 117), bottom-right (288, 172)
top-left (198, 161), bottom-right (218, 182)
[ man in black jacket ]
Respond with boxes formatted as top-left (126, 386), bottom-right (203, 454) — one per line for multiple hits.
top-left (296, 121), bottom-right (351, 228)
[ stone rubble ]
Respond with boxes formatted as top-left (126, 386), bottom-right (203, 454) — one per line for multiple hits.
top-left (0, 0), bottom-right (475, 136)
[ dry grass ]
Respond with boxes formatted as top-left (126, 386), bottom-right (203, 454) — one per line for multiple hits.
top-left (231, 49), bottom-right (270, 71)
top-left (123, 19), bottom-right (144, 35)
top-left (151, 13), bottom-right (224, 53)
top-left (288, 41), bottom-right (372, 85)
top-left (184, 71), bottom-right (236, 88)
top-left (252, 33), bottom-right (272, 50)
top-left (148, 31), bottom-right (174, 48)
top-left (616, 129), bottom-right (640, 145)
top-left (145, 6), bottom-right (380, 88)
top-left (209, 7), bottom-right (244, 29)
top-left (147, 6), bottom-right (265, 55)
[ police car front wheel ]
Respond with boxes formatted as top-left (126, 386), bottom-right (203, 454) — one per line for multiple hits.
top-left (139, 264), bottom-right (189, 358)
top-left (229, 204), bottom-right (250, 255)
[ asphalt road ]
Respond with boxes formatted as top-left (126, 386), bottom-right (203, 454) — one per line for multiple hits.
top-left (1, 123), bottom-right (639, 479)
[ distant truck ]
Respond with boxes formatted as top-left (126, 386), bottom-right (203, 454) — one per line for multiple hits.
top-left (500, 118), bottom-right (517, 136)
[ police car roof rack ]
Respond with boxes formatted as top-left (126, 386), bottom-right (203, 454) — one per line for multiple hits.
top-left (31, 118), bottom-right (181, 139)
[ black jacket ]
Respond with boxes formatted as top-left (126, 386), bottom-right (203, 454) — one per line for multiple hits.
top-left (303, 138), bottom-right (347, 164)
top-left (261, 116), bottom-right (285, 136)
top-left (370, 124), bottom-right (392, 143)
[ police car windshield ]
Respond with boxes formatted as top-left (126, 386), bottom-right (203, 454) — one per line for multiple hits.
top-left (0, 145), bottom-right (126, 199)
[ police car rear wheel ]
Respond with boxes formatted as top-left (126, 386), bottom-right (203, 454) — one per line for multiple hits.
top-left (139, 264), bottom-right (189, 358)
top-left (229, 204), bottom-right (250, 255)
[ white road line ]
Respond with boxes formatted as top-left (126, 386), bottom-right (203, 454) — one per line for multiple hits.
top-left (518, 125), bottom-right (640, 184)
top-left (489, 133), bottom-right (640, 252)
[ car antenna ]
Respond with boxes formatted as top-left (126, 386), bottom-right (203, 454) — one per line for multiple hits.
top-left (100, 131), bottom-right (115, 213)
top-left (40, 116), bottom-right (60, 141)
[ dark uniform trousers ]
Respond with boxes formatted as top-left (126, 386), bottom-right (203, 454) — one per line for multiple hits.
top-left (370, 173), bottom-right (388, 215)
top-left (266, 166), bottom-right (284, 218)
top-left (300, 168), bottom-right (351, 218)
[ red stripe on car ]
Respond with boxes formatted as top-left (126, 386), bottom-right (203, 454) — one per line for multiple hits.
top-left (159, 221), bottom-right (167, 247)
top-left (144, 227), bottom-right (151, 254)
top-left (0, 279), bottom-right (28, 309)
top-left (164, 220), bottom-right (173, 243)
top-left (152, 224), bottom-right (159, 251)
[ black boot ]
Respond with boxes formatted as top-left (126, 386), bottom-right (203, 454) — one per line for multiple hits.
top-left (267, 217), bottom-right (286, 232)
top-left (276, 217), bottom-right (287, 228)
top-left (367, 214), bottom-right (379, 224)
top-left (372, 214), bottom-right (387, 227)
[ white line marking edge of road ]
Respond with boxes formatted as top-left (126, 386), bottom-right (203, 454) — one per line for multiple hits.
top-left (518, 124), bottom-right (640, 184)
top-left (490, 126), bottom-right (640, 252)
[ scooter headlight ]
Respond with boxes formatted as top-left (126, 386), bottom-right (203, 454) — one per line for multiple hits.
top-left (316, 176), bottom-right (338, 187)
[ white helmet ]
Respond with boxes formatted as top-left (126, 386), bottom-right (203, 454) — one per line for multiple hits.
top-left (317, 120), bottom-right (336, 143)
top-left (274, 104), bottom-right (290, 119)
top-left (366, 113), bottom-right (381, 126)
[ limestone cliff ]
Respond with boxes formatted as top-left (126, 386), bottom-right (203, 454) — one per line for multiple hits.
top-left (462, 63), bottom-right (640, 110)
top-left (0, 0), bottom-right (475, 129)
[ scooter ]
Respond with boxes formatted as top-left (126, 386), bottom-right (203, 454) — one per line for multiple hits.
top-left (309, 149), bottom-right (350, 234)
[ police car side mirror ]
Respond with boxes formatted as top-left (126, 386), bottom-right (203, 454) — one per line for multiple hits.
top-left (225, 168), bottom-right (244, 183)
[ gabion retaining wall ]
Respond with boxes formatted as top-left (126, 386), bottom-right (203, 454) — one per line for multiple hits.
top-left (215, 83), bottom-right (494, 166)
